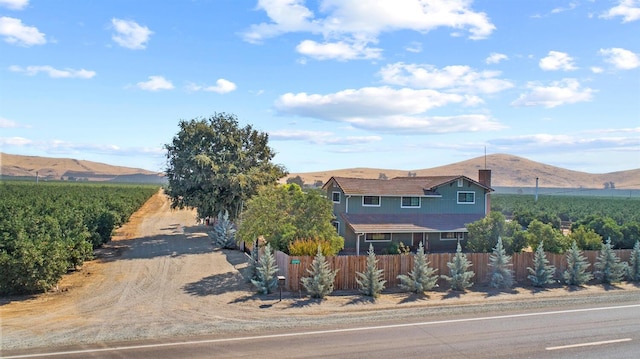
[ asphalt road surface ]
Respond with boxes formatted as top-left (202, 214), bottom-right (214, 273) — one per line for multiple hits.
top-left (3, 301), bottom-right (639, 359)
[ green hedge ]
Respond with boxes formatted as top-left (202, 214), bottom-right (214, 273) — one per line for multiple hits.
top-left (0, 181), bottom-right (157, 295)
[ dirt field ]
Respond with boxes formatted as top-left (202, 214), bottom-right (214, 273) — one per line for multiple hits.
top-left (1, 190), bottom-right (639, 351)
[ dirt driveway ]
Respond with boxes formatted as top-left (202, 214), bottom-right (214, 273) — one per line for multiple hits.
top-left (2, 190), bottom-right (639, 351)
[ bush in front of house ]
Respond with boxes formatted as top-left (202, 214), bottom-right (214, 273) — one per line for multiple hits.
top-left (527, 241), bottom-right (556, 287)
top-left (210, 210), bottom-right (236, 249)
top-left (629, 240), bottom-right (640, 282)
top-left (594, 238), bottom-right (627, 284)
top-left (251, 243), bottom-right (278, 294)
top-left (397, 242), bottom-right (438, 294)
top-left (301, 246), bottom-right (337, 299)
top-left (488, 237), bottom-right (514, 289)
top-left (441, 243), bottom-right (474, 291)
top-left (289, 238), bottom-right (334, 256)
top-left (356, 244), bottom-right (386, 298)
top-left (563, 241), bottom-right (593, 286)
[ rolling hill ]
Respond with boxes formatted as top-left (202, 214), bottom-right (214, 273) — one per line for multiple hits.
top-left (284, 154), bottom-right (640, 189)
top-left (2, 152), bottom-right (638, 189)
top-left (0, 152), bottom-right (166, 184)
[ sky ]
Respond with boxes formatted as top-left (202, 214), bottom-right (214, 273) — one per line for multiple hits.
top-left (0, 0), bottom-right (639, 175)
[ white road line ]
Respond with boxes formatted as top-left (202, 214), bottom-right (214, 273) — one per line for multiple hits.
top-left (546, 338), bottom-right (632, 351)
top-left (3, 303), bottom-right (640, 358)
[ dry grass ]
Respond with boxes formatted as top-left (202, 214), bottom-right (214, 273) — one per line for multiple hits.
top-left (283, 153), bottom-right (640, 189)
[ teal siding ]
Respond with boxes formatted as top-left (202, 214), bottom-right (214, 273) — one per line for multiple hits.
top-left (329, 177), bottom-right (488, 254)
top-left (344, 183), bottom-right (487, 215)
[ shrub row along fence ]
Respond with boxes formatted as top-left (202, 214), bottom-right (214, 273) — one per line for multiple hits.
top-left (275, 250), bottom-right (632, 292)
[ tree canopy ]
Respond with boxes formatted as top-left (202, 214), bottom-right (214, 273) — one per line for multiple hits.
top-left (164, 114), bottom-right (287, 220)
top-left (466, 211), bottom-right (524, 254)
top-left (236, 184), bottom-right (344, 255)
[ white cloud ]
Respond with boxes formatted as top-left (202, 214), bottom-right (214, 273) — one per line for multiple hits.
top-left (136, 76), bottom-right (174, 91)
top-left (269, 129), bottom-right (382, 145)
top-left (591, 66), bottom-right (604, 73)
top-left (539, 51), bottom-right (577, 71)
top-left (111, 18), bottom-right (152, 50)
top-left (599, 47), bottom-right (640, 69)
top-left (601, 0), bottom-right (640, 22)
top-left (0, 0), bottom-right (28, 10)
top-left (0, 16), bottom-right (45, 46)
top-left (551, 2), bottom-right (578, 14)
top-left (378, 62), bottom-right (513, 94)
top-left (243, 0), bottom-right (495, 60)
top-left (0, 136), bottom-right (32, 146)
top-left (511, 79), bottom-right (595, 108)
top-left (274, 86), bottom-right (503, 134)
top-left (489, 133), bottom-right (640, 153)
top-left (405, 41), bottom-right (422, 53)
top-left (0, 136), bottom-right (165, 158)
top-left (485, 52), bottom-right (508, 64)
top-left (296, 39), bottom-right (382, 61)
top-left (9, 65), bottom-right (96, 79)
top-left (0, 117), bottom-right (18, 128)
top-left (187, 79), bottom-right (237, 94)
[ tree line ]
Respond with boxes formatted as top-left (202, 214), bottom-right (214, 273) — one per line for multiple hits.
top-left (0, 182), bottom-right (157, 294)
top-left (467, 195), bottom-right (640, 254)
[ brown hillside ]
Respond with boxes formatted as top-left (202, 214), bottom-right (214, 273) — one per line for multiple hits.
top-left (284, 154), bottom-right (640, 189)
top-left (0, 152), bottom-right (161, 181)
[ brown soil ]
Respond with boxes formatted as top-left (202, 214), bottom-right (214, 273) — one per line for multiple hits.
top-left (1, 190), bottom-right (638, 350)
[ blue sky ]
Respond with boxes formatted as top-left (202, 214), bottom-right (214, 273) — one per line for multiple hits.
top-left (1, 0), bottom-right (638, 175)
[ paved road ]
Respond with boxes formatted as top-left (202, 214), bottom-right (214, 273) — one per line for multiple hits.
top-left (4, 302), bottom-right (639, 358)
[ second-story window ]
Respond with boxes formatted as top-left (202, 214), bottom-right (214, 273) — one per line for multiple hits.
top-left (332, 191), bottom-right (340, 203)
top-left (362, 196), bottom-right (381, 206)
top-left (401, 196), bottom-right (420, 208)
top-left (457, 191), bottom-right (475, 204)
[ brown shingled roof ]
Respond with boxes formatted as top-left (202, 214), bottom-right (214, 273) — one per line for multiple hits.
top-left (325, 175), bottom-right (490, 196)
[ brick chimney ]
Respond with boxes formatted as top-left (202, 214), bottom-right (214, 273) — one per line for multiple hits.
top-left (479, 169), bottom-right (492, 215)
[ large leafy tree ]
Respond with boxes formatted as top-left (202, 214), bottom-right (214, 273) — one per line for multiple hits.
top-left (237, 184), bottom-right (344, 255)
top-left (164, 113), bottom-right (287, 220)
top-left (466, 211), bottom-right (524, 254)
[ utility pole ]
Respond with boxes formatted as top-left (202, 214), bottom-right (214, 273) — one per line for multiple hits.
top-left (535, 177), bottom-right (539, 202)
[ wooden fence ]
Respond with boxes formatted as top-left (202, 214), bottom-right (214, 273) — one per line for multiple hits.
top-left (275, 250), bottom-right (632, 292)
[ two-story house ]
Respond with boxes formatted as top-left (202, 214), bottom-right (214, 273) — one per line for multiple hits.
top-left (323, 170), bottom-right (493, 254)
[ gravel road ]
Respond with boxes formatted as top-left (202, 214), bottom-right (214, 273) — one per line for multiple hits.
top-left (2, 190), bottom-right (639, 351)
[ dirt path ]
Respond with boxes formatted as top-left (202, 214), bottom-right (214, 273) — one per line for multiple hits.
top-left (1, 190), bottom-right (256, 350)
top-left (2, 190), bottom-right (639, 351)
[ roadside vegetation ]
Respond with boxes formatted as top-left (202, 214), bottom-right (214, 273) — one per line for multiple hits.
top-left (0, 181), bottom-right (157, 295)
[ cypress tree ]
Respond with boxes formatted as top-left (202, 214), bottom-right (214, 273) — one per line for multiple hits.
top-left (251, 243), bottom-right (278, 294)
top-left (527, 241), bottom-right (556, 287)
top-left (356, 244), bottom-right (386, 298)
top-left (397, 242), bottom-right (438, 293)
top-left (488, 237), bottom-right (514, 289)
top-left (246, 242), bottom-right (260, 283)
top-left (628, 240), bottom-right (640, 282)
top-left (594, 238), bottom-right (626, 284)
top-left (211, 210), bottom-right (236, 249)
top-left (563, 241), bottom-right (593, 286)
top-left (301, 246), bottom-right (337, 298)
top-left (442, 242), bottom-right (474, 291)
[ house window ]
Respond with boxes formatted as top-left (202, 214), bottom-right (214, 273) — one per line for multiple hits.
top-left (441, 232), bottom-right (465, 241)
top-left (362, 196), bottom-right (381, 207)
top-left (457, 178), bottom-right (464, 187)
top-left (332, 191), bottom-right (341, 203)
top-left (401, 196), bottom-right (420, 208)
top-left (365, 233), bottom-right (391, 242)
top-left (332, 221), bottom-right (340, 234)
top-left (457, 191), bottom-right (475, 204)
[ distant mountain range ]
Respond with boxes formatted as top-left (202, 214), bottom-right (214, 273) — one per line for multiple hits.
top-left (284, 153), bottom-right (640, 190)
top-left (2, 152), bottom-right (638, 189)
top-left (0, 152), bottom-right (166, 184)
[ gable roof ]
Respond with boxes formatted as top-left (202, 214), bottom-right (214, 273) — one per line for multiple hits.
top-left (323, 175), bottom-right (492, 196)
